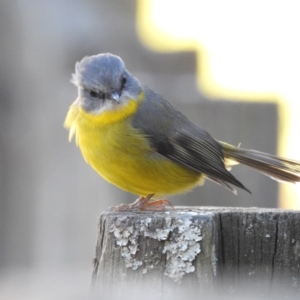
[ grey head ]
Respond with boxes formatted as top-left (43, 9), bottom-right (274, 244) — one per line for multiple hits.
top-left (72, 53), bottom-right (142, 113)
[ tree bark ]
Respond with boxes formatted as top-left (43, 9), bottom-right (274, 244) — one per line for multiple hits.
top-left (91, 207), bottom-right (300, 299)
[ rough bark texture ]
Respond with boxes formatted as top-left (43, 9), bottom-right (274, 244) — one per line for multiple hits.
top-left (92, 207), bottom-right (300, 299)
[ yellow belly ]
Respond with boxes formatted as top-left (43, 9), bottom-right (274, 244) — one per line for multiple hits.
top-left (65, 102), bottom-right (203, 197)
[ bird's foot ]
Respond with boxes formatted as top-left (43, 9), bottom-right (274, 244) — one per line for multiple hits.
top-left (108, 194), bottom-right (173, 211)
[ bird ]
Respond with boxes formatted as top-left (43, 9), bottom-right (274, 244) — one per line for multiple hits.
top-left (64, 53), bottom-right (300, 210)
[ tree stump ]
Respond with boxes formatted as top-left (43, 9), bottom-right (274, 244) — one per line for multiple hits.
top-left (91, 207), bottom-right (300, 299)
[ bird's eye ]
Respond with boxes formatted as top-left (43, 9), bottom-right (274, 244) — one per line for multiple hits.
top-left (89, 90), bottom-right (98, 98)
top-left (88, 90), bottom-right (105, 100)
top-left (121, 76), bottom-right (127, 89)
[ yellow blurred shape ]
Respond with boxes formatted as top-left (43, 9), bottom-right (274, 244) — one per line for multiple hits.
top-left (137, 0), bottom-right (300, 208)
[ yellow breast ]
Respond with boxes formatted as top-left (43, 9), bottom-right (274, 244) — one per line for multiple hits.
top-left (64, 98), bottom-right (202, 197)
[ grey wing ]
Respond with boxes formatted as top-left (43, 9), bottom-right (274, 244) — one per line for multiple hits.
top-left (132, 87), bottom-right (250, 194)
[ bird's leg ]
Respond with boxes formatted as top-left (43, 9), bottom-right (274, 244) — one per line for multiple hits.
top-left (135, 194), bottom-right (173, 211)
top-left (108, 194), bottom-right (173, 211)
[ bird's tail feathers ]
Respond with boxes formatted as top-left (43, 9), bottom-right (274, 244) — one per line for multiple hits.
top-left (221, 142), bottom-right (300, 183)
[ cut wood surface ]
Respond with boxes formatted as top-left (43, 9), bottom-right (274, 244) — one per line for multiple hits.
top-left (91, 207), bottom-right (300, 299)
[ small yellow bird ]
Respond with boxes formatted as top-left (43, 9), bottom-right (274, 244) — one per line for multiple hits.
top-left (64, 53), bottom-right (300, 210)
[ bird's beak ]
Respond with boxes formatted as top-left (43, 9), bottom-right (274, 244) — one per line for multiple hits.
top-left (110, 91), bottom-right (120, 103)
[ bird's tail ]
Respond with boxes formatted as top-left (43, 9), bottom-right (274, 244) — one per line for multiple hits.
top-left (221, 142), bottom-right (300, 183)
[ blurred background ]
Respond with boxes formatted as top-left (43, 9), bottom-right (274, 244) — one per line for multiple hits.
top-left (0, 0), bottom-right (299, 298)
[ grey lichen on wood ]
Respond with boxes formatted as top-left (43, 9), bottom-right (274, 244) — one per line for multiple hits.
top-left (92, 207), bottom-right (300, 299)
top-left (108, 212), bottom-right (203, 282)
